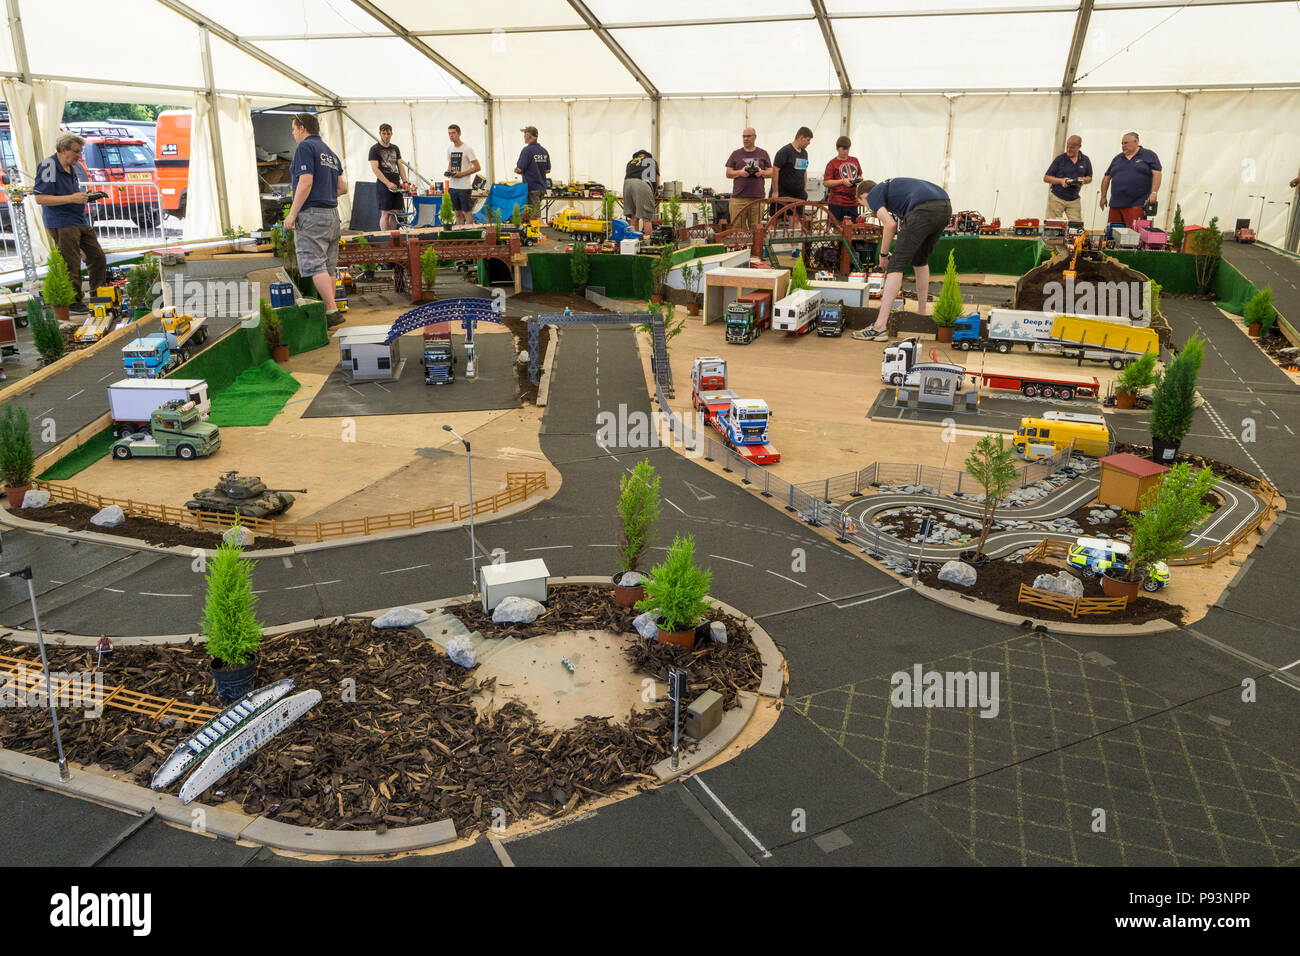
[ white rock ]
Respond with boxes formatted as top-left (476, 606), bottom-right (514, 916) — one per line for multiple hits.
top-left (618, 571), bottom-right (643, 587)
top-left (90, 505), bottom-right (125, 528)
top-left (938, 560), bottom-right (977, 587)
top-left (633, 611), bottom-right (659, 640)
top-left (709, 621), bottom-right (727, 644)
top-left (1032, 571), bottom-right (1084, 597)
top-left (492, 595), bottom-right (544, 623)
top-left (372, 606), bottom-right (430, 629)
top-left (445, 634), bottom-right (476, 668)
top-left (518, 350), bottom-right (530, 365)
top-left (222, 525), bottom-right (254, 547)
top-left (21, 489), bottom-right (50, 508)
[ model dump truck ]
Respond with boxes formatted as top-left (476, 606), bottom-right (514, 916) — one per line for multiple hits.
top-left (952, 309), bottom-right (1157, 369)
top-left (816, 301), bottom-right (846, 336)
top-left (551, 207), bottom-right (609, 242)
top-left (690, 356), bottom-right (780, 464)
top-left (107, 378), bottom-right (210, 437)
top-left (111, 399), bottom-right (221, 460)
top-left (423, 326), bottom-right (456, 384)
top-left (1012, 411), bottom-right (1111, 459)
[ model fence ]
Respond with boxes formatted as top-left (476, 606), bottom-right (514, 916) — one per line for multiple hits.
top-left (31, 472), bottom-right (549, 543)
top-left (1016, 584), bottom-right (1129, 617)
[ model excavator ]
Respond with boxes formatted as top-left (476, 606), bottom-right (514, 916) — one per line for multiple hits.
top-left (1062, 230), bottom-right (1106, 282)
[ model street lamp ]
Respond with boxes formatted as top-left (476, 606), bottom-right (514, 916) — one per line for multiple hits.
top-left (1201, 192), bottom-right (1214, 224)
top-left (1249, 194), bottom-right (1266, 230)
top-left (442, 425), bottom-right (478, 596)
top-left (2, 566), bottom-right (69, 780)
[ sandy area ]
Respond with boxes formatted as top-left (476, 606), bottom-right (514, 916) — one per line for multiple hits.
top-left (470, 630), bottom-right (650, 730)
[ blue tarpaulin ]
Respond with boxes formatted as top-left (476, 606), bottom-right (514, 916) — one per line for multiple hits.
top-left (477, 182), bottom-right (529, 224)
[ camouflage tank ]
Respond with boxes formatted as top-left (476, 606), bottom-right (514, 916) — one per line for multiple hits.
top-left (185, 471), bottom-right (307, 518)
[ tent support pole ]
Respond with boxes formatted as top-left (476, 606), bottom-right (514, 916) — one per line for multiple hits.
top-left (4, 0), bottom-right (44, 163)
top-left (199, 25), bottom-right (231, 235)
top-left (1164, 92), bottom-right (1191, 233)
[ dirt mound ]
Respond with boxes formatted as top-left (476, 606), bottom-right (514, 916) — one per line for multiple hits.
top-left (15, 501), bottom-right (294, 549)
top-left (1014, 253), bottom-right (1172, 349)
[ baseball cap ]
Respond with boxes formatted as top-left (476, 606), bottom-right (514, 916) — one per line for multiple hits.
top-left (521, 126), bottom-right (538, 137)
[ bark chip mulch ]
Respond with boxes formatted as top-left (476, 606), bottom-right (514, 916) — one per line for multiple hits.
top-left (13, 501), bottom-right (294, 550)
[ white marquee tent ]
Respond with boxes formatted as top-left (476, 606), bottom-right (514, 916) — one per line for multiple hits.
top-left (2, 0), bottom-right (1298, 253)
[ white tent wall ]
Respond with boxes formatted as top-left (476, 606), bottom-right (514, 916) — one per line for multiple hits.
top-left (322, 108), bottom-right (352, 223)
top-left (660, 98), bottom-right (748, 198)
top-left (184, 96), bottom-right (220, 242)
top-left (571, 98), bottom-right (652, 198)
top-left (341, 101), bottom-right (489, 192)
top-left (216, 96), bottom-right (262, 237)
top-left (947, 94), bottom-right (1059, 226)
top-left (849, 95), bottom-right (950, 190)
top-left (746, 95), bottom-right (840, 184)
top-left (1176, 91), bottom-right (1300, 247)
top-left (492, 100), bottom-right (571, 189)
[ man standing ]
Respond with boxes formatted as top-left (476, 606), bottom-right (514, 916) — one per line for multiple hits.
top-left (1043, 134), bottom-right (1092, 221)
top-left (514, 126), bottom-right (551, 219)
top-left (445, 124), bottom-right (481, 226)
top-left (33, 132), bottom-right (107, 314)
top-left (823, 136), bottom-right (863, 224)
top-left (368, 124), bottom-right (410, 232)
top-left (724, 128), bottom-right (772, 231)
top-left (772, 127), bottom-right (814, 223)
top-left (283, 113), bottom-right (348, 328)
top-left (1099, 132), bottom-right (1161, 229)
top-left (854, 177), bottom-right (952, 339)
top-left (622, 149), bottom-right (659, 233)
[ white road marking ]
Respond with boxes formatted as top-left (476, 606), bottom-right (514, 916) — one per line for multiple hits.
top-left (525, 545), bottom-right (571, 551)
top-left (663, 498), bottom-right (685, 515)
top-left (316, 579), bottom-right (342, 586)
top-left (281, 557), bottom-right (293, 568)
top-left (833, 587), bottom-right (910, 608)
top-left (379, 564), bottom-right (430, 575)
top-left (139, 592), bottom-right (191, 598)
top-left (765, 569), bottom-right (806, 589)
top-left (489, 838), bottom-right (515, 867)
top-left (692, 775), bottom-right (771, 859)
top-left (36, 408), bottom-right (53, 419)
top-left (588, 543), bottom-right (616, 547)
top-left (97, 373), bottom-right (114, 382)
top-left (283, 583), bottom-right (315, 590)
top-left (102, 588), bottom-right (125, 594)
top-left (66, 389), bottom-right (84, 401)
top-left (709, 554), bottom-right (754, 567)
top-left (50, 580), bottom-right (65, 585)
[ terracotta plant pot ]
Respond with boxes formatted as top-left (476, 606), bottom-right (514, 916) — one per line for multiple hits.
top-left (5, 484), bottom-right (30, 508)
top-left (612, 571), bottom-right (648, 608)
top-left (1248, 322), bottom-right (1262, 337)
top-left (650, 294), bottom-right (663, 304)
top-left (687, 302), bottom-right (701, 316)
top-left (1101, 572), bottom-right (1141, 600)
top-left (53, 306), bottom-right (70, 323)
top-left (656, 623), bottom-right (696, 651)
top-left (1115, 390), bottom-right (1136, 410)
top-left (272, 344), bottom-right (290, 364)
top-left (935, 325), bottom-right (954, 343)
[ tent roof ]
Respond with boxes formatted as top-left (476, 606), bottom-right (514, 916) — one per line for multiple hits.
top-left (3, 0), bottom-right (1295, 102)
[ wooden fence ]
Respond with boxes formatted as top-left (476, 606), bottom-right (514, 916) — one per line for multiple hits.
top-left (1017, 584), bottom-right (1129, 617)
top-left (32, 472), bottom-right (549, 543)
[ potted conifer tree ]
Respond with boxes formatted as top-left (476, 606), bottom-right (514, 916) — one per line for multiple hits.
top-left (420, 246), bottom-right (440, 300)
top-left (650, 245), bottom-right (673, 303)
top-left (440, 189), bottom-right (454, 227)
top-left (789, 252), bottom-right (812, 292)
top-left (29, 298), bottom-right (65, 366)
top-left (125, 265), bottom-right (153, 318)
top-left (681, 260), bottom-right (704, 316)
top-left (42, 249), bottom-right (76, 323)
top-left (614, 460), bottom-right (661, 606)
top-left (1114, 352), bottom-right (1158, 410)
top-left (931, 249), bottom-right (964, 344)
top-left (1148, 333), bottom-right (1204, 462)
top-left (570, 241), bottom-right (590, 297)
top-left (261, 298), bottom-right (289, 363)
top-left (0, 404), bottom-right (35, 508)
top-left (201, 532), bottom-right (265, 701)
top-left (1243, 287), bottom-right (1275, 337)
top-left (636, 534), bottom-right (712, 650)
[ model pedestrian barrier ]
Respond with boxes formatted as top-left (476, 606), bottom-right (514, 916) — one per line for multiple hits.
top-left (27, 472), bottom-right (549, 543)
top-left (1016, 584), bottom-right (1129, 617)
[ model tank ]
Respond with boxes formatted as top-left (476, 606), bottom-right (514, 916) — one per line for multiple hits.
top-left (185, 471), bottom-right (307, 518)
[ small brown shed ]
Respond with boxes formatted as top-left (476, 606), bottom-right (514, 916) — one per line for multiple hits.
top-left (1098, 453), bottom-right (1168, 511)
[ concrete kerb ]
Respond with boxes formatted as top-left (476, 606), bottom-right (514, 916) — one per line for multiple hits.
top-left (0, 577), bottom-right (783, 856)
top-left (535, 317), bottom-right (560, 407)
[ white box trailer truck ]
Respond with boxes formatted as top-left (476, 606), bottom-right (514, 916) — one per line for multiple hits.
top-left (107, 378), bottom-right (211, 437)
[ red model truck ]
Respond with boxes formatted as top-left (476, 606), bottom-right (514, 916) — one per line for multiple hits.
top-left (690, 356), bottom-right (780, 464)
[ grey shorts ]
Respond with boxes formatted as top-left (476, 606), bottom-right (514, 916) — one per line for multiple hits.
top-left (294, 205), bottom-right (341, 277)
top-left (888, 199), bottom-right (951, 274)
top-left (622, 178), bottom-right (656, 220)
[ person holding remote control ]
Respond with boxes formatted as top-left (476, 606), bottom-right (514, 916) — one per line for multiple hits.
top-left (33, 132), bottom-right (108, 315)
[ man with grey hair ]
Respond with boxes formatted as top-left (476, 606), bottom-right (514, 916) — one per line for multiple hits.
top-left (724, 128), bottom-right (772, 231)
top-left (1099, 132), bottom-right (1161, 230)
top-left (33, 132), bottom-right (107, 314)
top-left (1043, 134), bottom-right (1091, 221)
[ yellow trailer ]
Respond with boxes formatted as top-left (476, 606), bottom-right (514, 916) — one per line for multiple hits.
top-left (1050, 315), bottom-right (1159, 356)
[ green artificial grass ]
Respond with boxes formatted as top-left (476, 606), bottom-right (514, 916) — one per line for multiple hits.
top-left (207, 360), bottom-right (301, 427)
top-left (38, 426), bottom-right (116, 481)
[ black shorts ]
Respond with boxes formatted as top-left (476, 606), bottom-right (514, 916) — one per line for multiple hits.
top-left (828, 203), bottom-right (858, 223)
top-left (449, 188), bottom-right (474, 213)
top-left (887, 199), bottom-right (952, 274)
top-left (376, 184), bottom-right (405, 211)
top-left (772, 191), bottom-right (807, 220)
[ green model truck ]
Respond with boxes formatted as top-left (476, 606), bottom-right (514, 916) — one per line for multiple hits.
top-left (111, 399), bottom-right (221, 460)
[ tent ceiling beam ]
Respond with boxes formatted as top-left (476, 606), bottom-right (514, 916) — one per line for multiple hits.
top-left (811, 0), bottom-right (852, 94)
top-left (566, 1), bottom-right (659, 99)
top-left (348, 0), bottom-right (492, 102)
top-left (1055, 0), bottom-right (1094, 153)
top-left (0, 69), bottom-right (333, 102)
top-left (153, 0), bottom-right (341, 103)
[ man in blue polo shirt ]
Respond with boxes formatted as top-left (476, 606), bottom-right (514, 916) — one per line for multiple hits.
top-left (283, 113), bottom-right (349, 327)
top-left (854, 176), bottom-right (952, 339)
top-left (514, 126), bottom-right (551, 220)
top-left (1043, 134), bottom-right (1091, 222)
top-left (1099, 132), bottom-right (1161, 230)
top-left (33, 132), bottom-right (107, 314)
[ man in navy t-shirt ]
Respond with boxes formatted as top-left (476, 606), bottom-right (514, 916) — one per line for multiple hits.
top-left (1100, 132), bottom-right (1161, 230)
top-left (33, 132), bottom-right (107, 314)
top-left (1043, 135), bottom-right (1092, 222)
top-left (514, 126), bottom-right (552, 220)
top-left (284, 113), bottom-right (349, 325)
top-left (856, 177), bottom-right (952, 338)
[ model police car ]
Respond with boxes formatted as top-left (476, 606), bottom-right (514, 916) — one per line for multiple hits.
top-left (1067, 537), bottom-right (1170, 591)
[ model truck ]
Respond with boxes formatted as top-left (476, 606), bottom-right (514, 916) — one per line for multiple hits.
top-left (1014, 218), bottom-right (1041, 236)
top-left (725, 294), bottom-right (772, 344)
top-left (816, 301), bottom-right (846, 336)
top-left (951, 309), bottom-right (1157, 369)
top-left (1012, 411), bottom-right (1111, 460)
top-left (551, 207), bottom-right (609, 242)
top-left (107, 378), bottom-right (210, 437)
top-left (772, 289), bottom-right (822, 335)
top-left (120, 315), bottom-right (208, 377)
top-left (75, 285), bottom-right (127, 343)
top-left (690, 356), bottom-right (780, 464)
top-left (110, 399), bottom-right (221, 460)
top-left (881, 337), bottom-right (1099, 400)
top-left (423, 326), bottom-right (456, 384)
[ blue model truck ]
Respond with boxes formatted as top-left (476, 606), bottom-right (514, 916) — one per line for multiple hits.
top-left (121, 314), bottom-right (208, 378)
